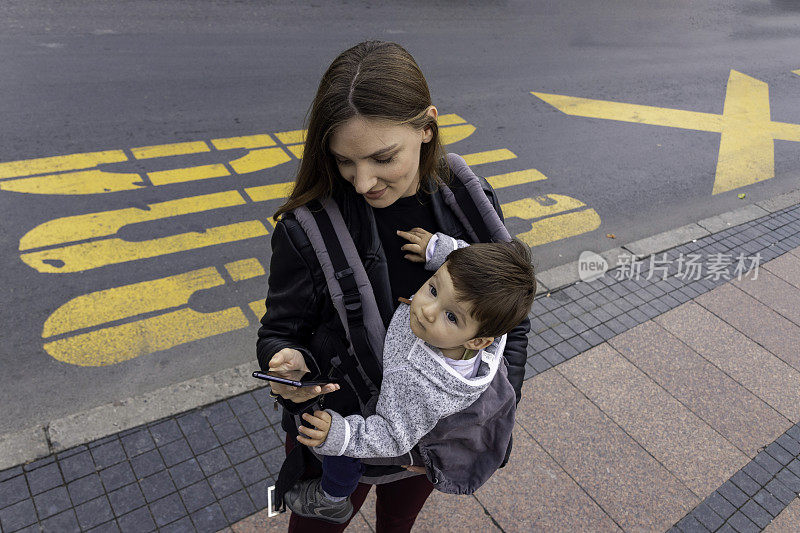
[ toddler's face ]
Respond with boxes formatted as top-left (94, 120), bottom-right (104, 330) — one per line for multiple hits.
top-left (409, 264), bottom-right (482, 351)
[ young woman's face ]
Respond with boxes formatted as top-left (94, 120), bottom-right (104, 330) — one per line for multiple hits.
top-left (329, 108), bottom-right (437, 208)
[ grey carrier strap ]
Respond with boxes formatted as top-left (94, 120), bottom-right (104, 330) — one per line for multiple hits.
top-left (290, 153), bottom-right (510, 411)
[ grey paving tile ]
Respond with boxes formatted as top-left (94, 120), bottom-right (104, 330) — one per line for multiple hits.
top-left (777, 433), bottom-right (800, 456)
top-left (130, 449), bottom-right (165, 480)
top-left (67, 472), bottom-right (104, 506)
top-left (139, 470), bottom-right (175, 503)
top-left (0, 498), bottom-right (37, 532)
top-left (208, 468), bottom-right (243, 499)
top-left (579, 329), bottom-right (605, 347)
top-left (179, 479), bottom-right (215, 514)
top-left (76, 496), bottom-right (115, 530)
top-left (528, 354), bottom-right (551, 374)
top-left (108, 483), bottom-right (146, 517)
top-left (528, 334), bottom-right (551, 354)
top-left (40, 509), bottom-right (80, 533)
top-left (676, 514), bottom-right (708, 532)
top-left (100, 462), bottom-right (136, 493)
top-left (540, 347), bottom-right (565, 366)
top-left (726, 510), bottom-right (759, 533)
top-left (775, 468), bottom-right (800, 493)
top-left (87, 520), bottom-right (121, 533)
top-left (593, 323), bottom-right (615, 341)
top-left (224, 437), bottom-right (258, 466)
top-left (234, 457), bottom-right (269, 487)
top-left (742, 462), bottom-right (772, 486)
top-left (553, 340), bottom-right (579, 360)
top-left (260, 450), bottom-right (285, 476)
top-left (168, 459), bottom-right (205, 490)
top-left (219, 489), bottom-right (255, 523)
top-left (553, 322), bottom-right (576, 341)
top-left (176, 412), bottom-right (209, 436)
top-left (247, 482), bottom-right (270, 510)
top-left (23, 456), bottom-right (54, 473)
top-left (158, 516), bottom-right (194, 533)
top-left (57, 445), bottom-right (88, 461)
top-left (149, 420), bottom-right (182, 447)
top-left (731, 471), bottom-right (760, 497)
top-left (753, 488), bottom-right (784, 517)
top-left (34, 486), bottom-right (71, 519)
top-left (228, 393), bottom-right (259, 417)
top-left (190, 502), bottom-right (227, 532)
top-left (202, 402), bottom-right (235, 426)
top-left (58, 450), bottom-right (95, 483)
top-left (25, 461), bottom-right (62, 496)
top-left (566, 335), bottom-right (592, 354)
top-left (121, 430), bottom-right (156, 459)
top-left (740, 499), bottom-right (771, 529)
top-left (718, 480), bottom-right (748, 508)
top-left (185, 427), bottom-right (220, 456)
top-left (197, 448), bottom-right (231, 477)
top-left (150, 492), bottom-right (187, 527)
top-left (117, 506), bottom-right (156, 533)
top-left (605, 317), bottom-right (627, 335)
top-left (538, 328), bottom-right (563, 346)
top-left (766, 478), bottom-right (796, 505)
top-left (767, 442), bottom-right (794, 466)
top-left (91, 440), bottom-right (127, 470)
top-left (692, 502), bottom-right (724, 531)
top-left (159, 438), bottom-right (193, 468)
top-left (755, 451), bottom-right (783, 476)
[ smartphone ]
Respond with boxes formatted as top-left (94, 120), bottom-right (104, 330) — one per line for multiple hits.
top-left (252, 370), bottom-right (338, 388)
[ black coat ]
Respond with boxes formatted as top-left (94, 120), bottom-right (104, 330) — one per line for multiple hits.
top-left (256, 168), bottom-right (530, 479)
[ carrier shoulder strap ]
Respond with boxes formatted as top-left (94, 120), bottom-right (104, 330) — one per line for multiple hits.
top-left (441, 152), bottom-right (512, 243)
top-left (292, 199), bottom-right (384, 411)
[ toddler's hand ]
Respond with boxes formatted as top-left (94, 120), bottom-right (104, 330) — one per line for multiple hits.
top-left (297, 410), bottom-right (332, 447)
top-left (397, 228), bottom-right (433, 263)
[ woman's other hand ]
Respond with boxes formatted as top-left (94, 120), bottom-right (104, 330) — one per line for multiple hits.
top-left (268, 348), bottom-right (339, 403)
top-left (397, 228), bottom-right (433, 263)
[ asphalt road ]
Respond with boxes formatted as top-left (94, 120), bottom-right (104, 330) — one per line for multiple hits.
top-left (2, 0), bottom-right (800, 434)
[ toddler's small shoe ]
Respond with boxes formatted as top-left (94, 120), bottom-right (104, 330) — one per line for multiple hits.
top-left (284, 478), bottom-right (353, 524)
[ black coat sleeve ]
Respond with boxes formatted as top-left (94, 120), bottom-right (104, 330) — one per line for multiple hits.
top-left (256, 216), bottom-right (324, 411)
top-left (478, 176), bottom-right (531, 405)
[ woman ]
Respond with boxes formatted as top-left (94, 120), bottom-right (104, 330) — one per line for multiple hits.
top-left (257, 40), bottom-right (530, 532)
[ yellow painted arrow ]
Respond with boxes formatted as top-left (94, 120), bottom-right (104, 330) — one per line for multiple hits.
top-left (533, 70), bottom-right (800, 194)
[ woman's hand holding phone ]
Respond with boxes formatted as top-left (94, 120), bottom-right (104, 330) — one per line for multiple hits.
top-left (268, 348), bottom-right (339, 403)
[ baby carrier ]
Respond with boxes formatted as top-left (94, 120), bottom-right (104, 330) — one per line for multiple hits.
top-left (273, 153), bottom-right (518, 509)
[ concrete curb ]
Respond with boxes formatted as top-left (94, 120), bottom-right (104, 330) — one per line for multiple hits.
top-left (0, 362), bottom-right (266, 471)
top-left (2, 187), bottom-right (800, 471)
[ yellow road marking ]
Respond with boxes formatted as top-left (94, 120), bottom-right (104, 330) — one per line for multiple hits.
top-left (22, 220), bottom-right (269, 273)
top-left (793, 70), bottom-right (800, 76)
top-left (437, 113), bottom-right (467, 126)
top-left (224, 258), bottom-right (266, 282)
top-left (501, 195), bottom-right (601, 247)
top-left (0, 150), bottom-right (127, 180)
top-left (462, 149), bottom-right (516, 166)
top-left (228, 147), bottom-right (292, 174)
top-left (275, 129), bottom-right (306, 145)
top-left (486, 169), bottom-right (548, 189)
top-left (517, 209), bottom-right (601, 247)
top-left (249, 300), bottom-right (265, 318)
top-left (148, 163), bottom-right (229, 186)
top-left (0, 169), bottom-right (143, 195)
top-left (43, 267), bottom-right (225, 337)
top-left (533, 69), bottom-right (800, 194)
top-left (243, 181), bottom-right (295, 202)
top-left (131, 141), bottom-right (209, 159)
top-left (20, 190), bottom-right (246, 250)
top-left (45, 306), bottom-right (249, 366)
top-left (211, 134), bottom-right (276, 150)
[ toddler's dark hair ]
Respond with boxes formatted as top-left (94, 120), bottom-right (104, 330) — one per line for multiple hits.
top-left (445, 239), bottom-right (536, 339)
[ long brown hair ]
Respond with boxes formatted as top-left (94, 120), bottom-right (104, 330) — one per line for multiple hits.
top-left (273, 40), bottom-right (448, 221)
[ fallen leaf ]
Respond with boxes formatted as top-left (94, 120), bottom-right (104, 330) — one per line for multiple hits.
top-left (606, 233), bottom-right (616, 239)
top-left (738, 193), bottom-right (746, 199)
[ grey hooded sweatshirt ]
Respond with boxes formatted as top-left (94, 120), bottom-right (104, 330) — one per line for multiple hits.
top-left (315, 232), bottom-right (507, 460)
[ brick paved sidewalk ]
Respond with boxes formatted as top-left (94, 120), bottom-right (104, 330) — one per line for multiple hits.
top-left (2, 202), bottom-right (800, 532)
